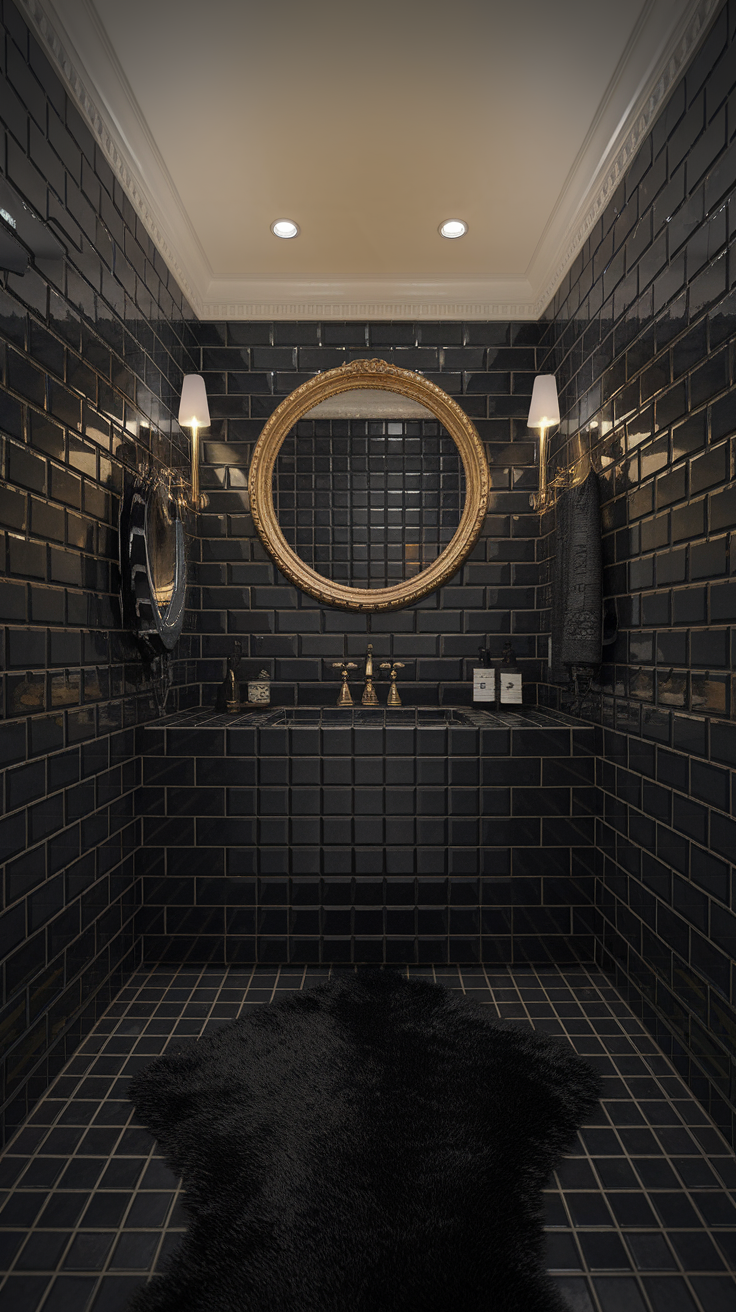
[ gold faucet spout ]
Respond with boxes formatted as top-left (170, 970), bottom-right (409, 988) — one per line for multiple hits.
top-left (362, 643), bottom-right (379, 706)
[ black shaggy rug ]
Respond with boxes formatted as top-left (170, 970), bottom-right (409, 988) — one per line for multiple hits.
top-left (128, 970), bottom-right (601, 1312)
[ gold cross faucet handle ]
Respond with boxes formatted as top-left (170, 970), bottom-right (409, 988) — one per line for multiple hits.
top-left (380, 661), bottom-right (405, 705)
top-left (332, 662), bottom-right (357, 707)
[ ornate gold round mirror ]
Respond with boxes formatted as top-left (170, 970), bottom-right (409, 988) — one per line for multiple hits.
top-left (248, 359), bottom-right (489, 612)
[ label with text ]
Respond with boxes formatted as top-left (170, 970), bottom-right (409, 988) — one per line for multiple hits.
top-left (473, 669), bottom-right (496, 702)
top-left (498, 672), bottom-right (523, 704)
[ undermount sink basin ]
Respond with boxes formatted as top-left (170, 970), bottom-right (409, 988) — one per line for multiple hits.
top-left (266, 706), bottom-right (474, 726)
top-left (148, 706), bottom-right (579, 730)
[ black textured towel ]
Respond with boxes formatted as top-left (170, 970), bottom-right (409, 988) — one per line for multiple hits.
top-left (128, 969), bottom-right (601, 1312)
top-left (550, 470), bottom-right (602, 683)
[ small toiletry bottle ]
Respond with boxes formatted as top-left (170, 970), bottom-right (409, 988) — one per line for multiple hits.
top-left (498, 642), bottom-right (523, 707)
top-left (473, 646), bottom-right (495, 704)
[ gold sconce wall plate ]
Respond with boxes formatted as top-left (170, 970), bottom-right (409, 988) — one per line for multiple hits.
top-left (248, 359), bottom-right (490, 612)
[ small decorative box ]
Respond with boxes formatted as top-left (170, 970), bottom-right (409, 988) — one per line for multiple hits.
top-left (248, 670), bottom-right (271, 704)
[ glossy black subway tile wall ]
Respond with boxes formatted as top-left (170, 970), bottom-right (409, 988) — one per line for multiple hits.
top-left (539, 2), bottom-right (736, 1144)
top-left (0, 0), bottom-right (198, 1144)
top-left (3, 0), bottom-right (736, 1162)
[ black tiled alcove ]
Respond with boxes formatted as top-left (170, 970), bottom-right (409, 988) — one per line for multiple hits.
top-left (195, 314), bottom-right (543, 711)
top-left (1, 3), bottom-right (736, 1308)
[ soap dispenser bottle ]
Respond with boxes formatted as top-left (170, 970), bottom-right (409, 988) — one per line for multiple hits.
top-left (472, 645), bottom-right (495, 704)
top-left (497, 641), bottom-right (523, 707)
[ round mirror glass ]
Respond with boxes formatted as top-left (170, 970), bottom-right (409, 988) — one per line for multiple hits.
top-left (273, 417), bottom-right (465, 589)
top-left (248, 359), bottom-right (489, 612)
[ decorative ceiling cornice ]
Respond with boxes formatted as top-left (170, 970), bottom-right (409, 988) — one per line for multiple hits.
top-left (200, 301), bottom-right (540, 320)
top-left (195, 274), bottom-right (538, 322)
top-left (16, 0), bottom-right (206, 316)
top-left (17, 0), bottom-right (722, 321)
top-left (530, 0), bottom-right (723, 318)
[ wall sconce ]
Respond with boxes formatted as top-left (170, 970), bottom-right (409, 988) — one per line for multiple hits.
top-left (178, 374), bottom-right (210, 511)
top-left (527, 374), bottom-right (560, 513)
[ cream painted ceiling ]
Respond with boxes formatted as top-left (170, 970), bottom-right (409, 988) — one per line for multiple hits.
top-left (21, 0), bottom-right (718, 316)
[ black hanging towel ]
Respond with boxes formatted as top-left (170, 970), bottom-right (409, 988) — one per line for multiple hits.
top-left (550, 470), bottom-right (602, 683)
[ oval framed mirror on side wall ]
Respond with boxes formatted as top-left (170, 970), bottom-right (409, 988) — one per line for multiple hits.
top-left (119, 475), bottom-right (187, 656)
top-left (248, 358), bottom-right (490, 612)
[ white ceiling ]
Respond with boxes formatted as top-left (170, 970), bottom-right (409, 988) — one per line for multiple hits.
top-left (21, 0), bottom-right (719, 318)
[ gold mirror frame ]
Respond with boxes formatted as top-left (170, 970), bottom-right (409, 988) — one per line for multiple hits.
top-left (248, 358), bottom-right (490, 612)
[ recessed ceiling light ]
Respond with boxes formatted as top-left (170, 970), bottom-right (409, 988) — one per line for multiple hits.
top-left (271, 219), bottom-right (300, 239)
top-left (439, 219), bottom-right (467, 239)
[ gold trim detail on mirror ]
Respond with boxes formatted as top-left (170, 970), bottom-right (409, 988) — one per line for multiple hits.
top-left (248, 359), bottom-right (490, 612)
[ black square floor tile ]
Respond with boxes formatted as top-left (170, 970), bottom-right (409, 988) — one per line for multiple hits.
top-left (668, 1230), bottom-right (726, 1272)
top-left (1, 961), bottom-right (734, 1312)
top-left (624, 1232), bottom-right (678, 1271)
top-left (566, 1191), bottom-right (614, 1227)
top-left (592, 1274), bottom-right (649, 1311)
top-left (90, 1274), bottom-right (146, 1311)
top-left (607, 1191), bottom-right (658, 1227)
top-left (42, 1275), bottom-right (97, 1312)
top-left (15, 1231), bottom-right (70, 1272)
top-left (578, 1230), bottom-right (632, 1270)
top-left (109, 1231), bottom-right (160, 1270)
top-left (546, 1230), bottom-right (583, 1270)
top-left (81, 1193), bottom-right (130, 1228)
top-left (689, 1276), bottom-right (736, 1312)
top-left (62, 1233), bottom-right (115, 1271)
top-left (0, 1276), bottom-right (52, 1312)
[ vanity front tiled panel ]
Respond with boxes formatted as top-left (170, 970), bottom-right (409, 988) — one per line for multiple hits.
top-left (135, 708), bottom-right (598, 965)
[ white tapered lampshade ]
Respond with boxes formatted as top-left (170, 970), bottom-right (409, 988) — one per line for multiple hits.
top-left (178, 374), bottom-right (210, 428)
top-left (527, 375), bottom-right (560, 428)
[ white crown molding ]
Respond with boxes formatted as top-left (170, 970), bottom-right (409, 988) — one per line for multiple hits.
top-left (202, 302), bottom-right (539, 320)
top-left (196, 274), bottom-right (538, 321)
top-left (18, 0), bottom-right (722, 321)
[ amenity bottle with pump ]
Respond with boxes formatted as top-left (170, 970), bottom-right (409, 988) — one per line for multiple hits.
top-left (473, 646), bottom-right (495, 704)
top-left (497, 641), bottom-right (523, 708)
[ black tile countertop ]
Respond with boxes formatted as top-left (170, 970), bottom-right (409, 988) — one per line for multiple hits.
top-left (142, 706), bottom-right (587, 730)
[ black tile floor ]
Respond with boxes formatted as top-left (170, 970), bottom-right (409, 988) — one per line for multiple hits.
top-left (0, 963), bottom-right (735, 1312)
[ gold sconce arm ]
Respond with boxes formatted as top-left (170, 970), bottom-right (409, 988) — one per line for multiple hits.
top-left (190, 422), bottom-right (203, 511)
top-left (529, 422), bottom-right (550, 513)
top-left (178, 375), bottom-right (210, 512)
top-left (529, 433), bottom-right (595, 514)
top-left (527, 375), bottom-right (560, 515)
